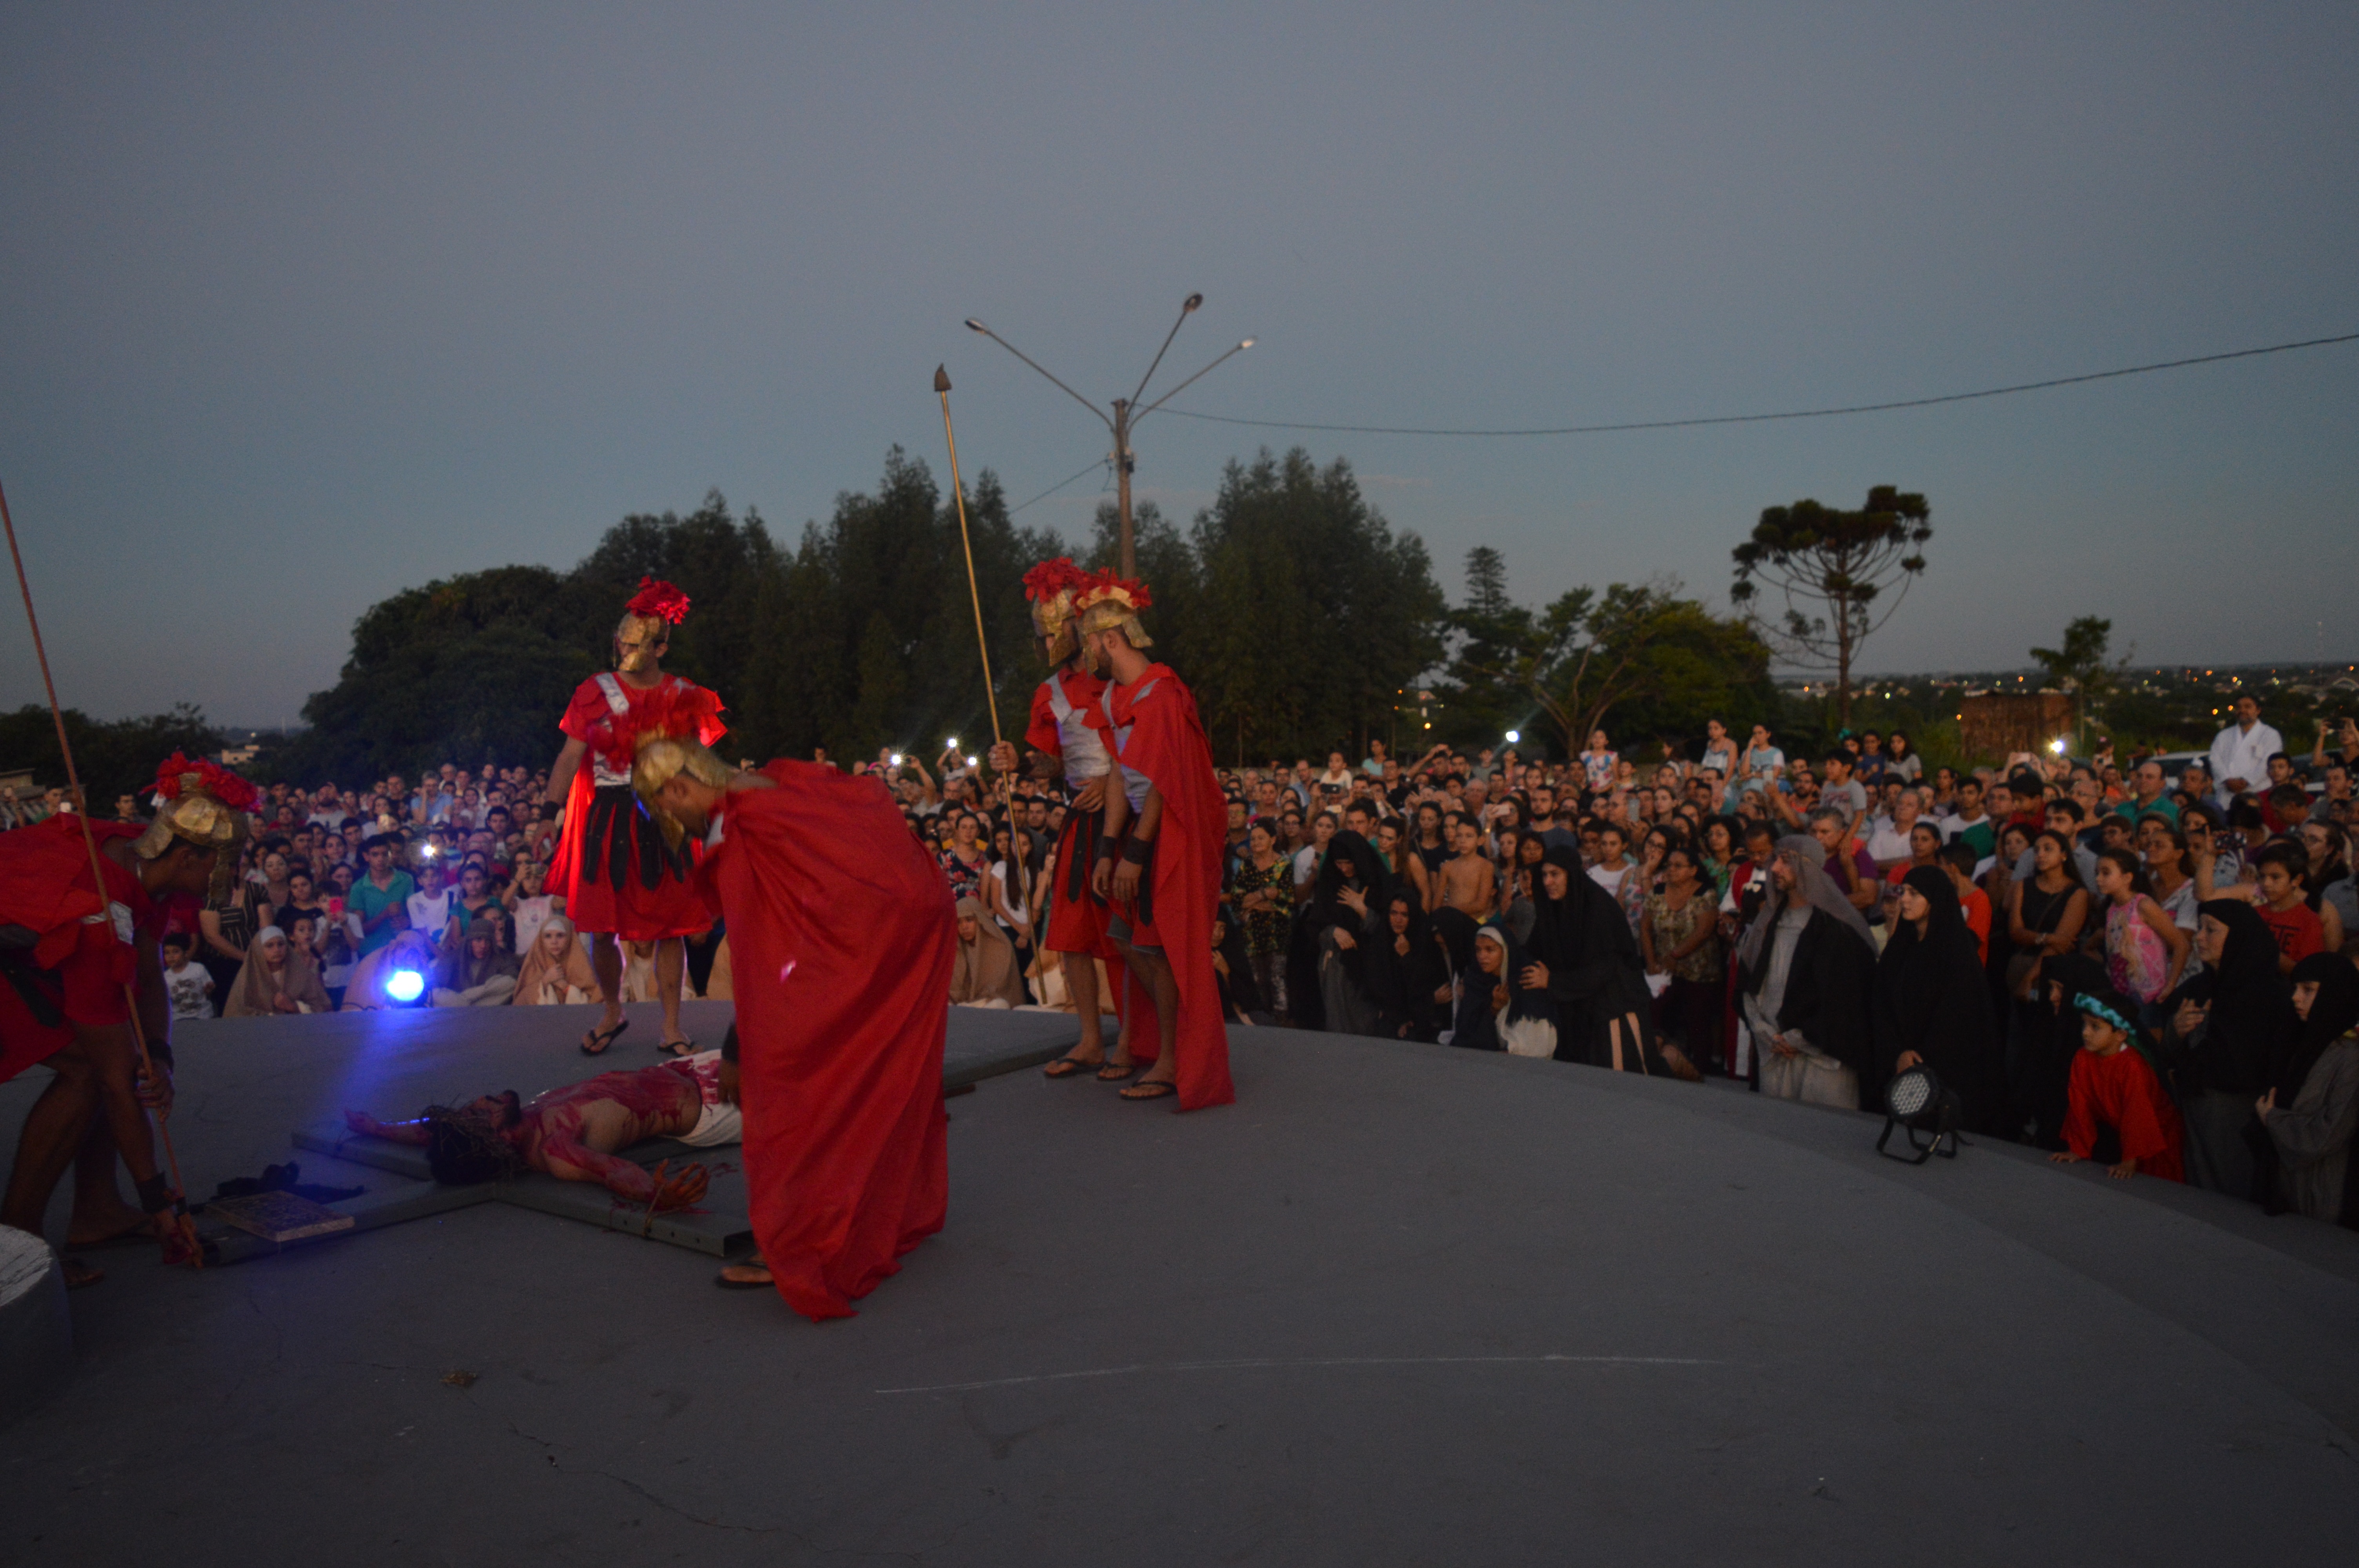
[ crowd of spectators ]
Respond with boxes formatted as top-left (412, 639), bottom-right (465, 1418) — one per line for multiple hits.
top-left (35, 698), bottom-right (2356, 1229)
top-left (870, 701), bottom-right (2358, 1229)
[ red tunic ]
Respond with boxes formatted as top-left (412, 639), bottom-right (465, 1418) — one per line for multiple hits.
top-left (548, 673), bottom-right (726, 941)
top-left (2063, 1045), bottom-right (2185, 1181)
top-left (0, 818), bottom-right (170, 1083)
top-left (1025, 665), bottom-right (1122, 958)
top-left (701, 760), bottom-right (954, 1320)
top-left (1104, 664), bottom-right (1234, 1112)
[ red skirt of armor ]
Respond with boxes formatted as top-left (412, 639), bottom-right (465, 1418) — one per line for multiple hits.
top-left (1043, 806), bottom-right (1116, 955)
top-left (548, 771), bottom-right (716, 942)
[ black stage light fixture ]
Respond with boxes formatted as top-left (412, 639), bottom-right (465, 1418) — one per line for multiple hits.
top-left (1876, 1063), bottom-right (1963, 1165)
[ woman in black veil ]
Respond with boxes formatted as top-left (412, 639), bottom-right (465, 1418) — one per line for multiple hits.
top-left (1363, 886), bottom-right (1451, 1041)
top-left (1300, 830), bottom-right (1392, 1037)
top-left (1451, 919), bottom-right (1559, 1055)
top-left (1873, 865), bottom-right (2002, 1130)
top-left (1524, 844), bottom-right (1684, 1076)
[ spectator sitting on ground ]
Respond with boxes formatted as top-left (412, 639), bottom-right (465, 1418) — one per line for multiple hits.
top-left (224, 925), bottom-right (332, 1017)
top-left (514, 915), bottom-right (602, 1006)
top-left (431, 919), bottom-right (520, 1007)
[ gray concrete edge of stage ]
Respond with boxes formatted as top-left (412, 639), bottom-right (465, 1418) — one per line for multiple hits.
top-left (0, 1227), bottom-right (71, 1430)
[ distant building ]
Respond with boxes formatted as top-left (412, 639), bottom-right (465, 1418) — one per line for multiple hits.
top-left (1959, 692), bottom-right (2075, 765)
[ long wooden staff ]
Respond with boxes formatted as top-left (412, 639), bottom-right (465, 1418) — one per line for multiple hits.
top-left (935, 367), bottom-right (1009, 809)
top-left (0, 477), bottom-right (203, 1267)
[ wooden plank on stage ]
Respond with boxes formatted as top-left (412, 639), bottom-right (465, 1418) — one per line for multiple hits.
top-left (491, 1168), bottom-right (755, 1257)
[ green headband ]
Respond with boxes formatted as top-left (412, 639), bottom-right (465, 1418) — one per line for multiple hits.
top-left (2074, 993), bottom-right (2136, 1034)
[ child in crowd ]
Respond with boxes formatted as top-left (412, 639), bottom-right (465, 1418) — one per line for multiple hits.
top-left (2254, 842), bottom-right (2338, 973)
top-left (1938, 841), bottom-right (1990, 964)
top-left (161, 933), bottom-right (214, 1021)
top-left (2091, 847), bottom-right (2191, 1010)
top-left (2051, 987), bottom-right (2185, 1182)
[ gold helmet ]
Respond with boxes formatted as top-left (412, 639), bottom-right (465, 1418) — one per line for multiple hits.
top-left (132, 752), bottom-right (256, 902)
top-left (614, 577), bottom-right (690, 673)
top-left (1022, 557), bottom-right (1089, 666)
top-left (630, 737), bottom-right (733, 847)
top-left (1072, 570), bottom-right (1154, 673)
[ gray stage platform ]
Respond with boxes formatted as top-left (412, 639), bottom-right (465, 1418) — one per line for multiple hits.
top-left (4, 1004), bottom-right (2357, 1564)
top-left (174, 1001), bottom-right (1080, 1265)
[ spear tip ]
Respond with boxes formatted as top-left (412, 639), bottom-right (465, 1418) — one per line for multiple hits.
top-left (933, 365), bottom-right (952, 394)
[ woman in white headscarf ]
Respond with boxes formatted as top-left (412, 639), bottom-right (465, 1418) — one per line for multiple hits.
top-left (224, 925), bottom-right (333, 1017)
top-left (949, 896), bottom-right (1025, 1008)
top-left (512, 915), bottom-right (603, 1007)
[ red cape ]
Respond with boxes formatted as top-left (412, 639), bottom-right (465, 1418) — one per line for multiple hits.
top-left (1108, 665), bottom-right (1234, 1111)
top-left (702, 760), bottom-right (955, 1319)
top-left (0, 818), bottom-right (149, 1083)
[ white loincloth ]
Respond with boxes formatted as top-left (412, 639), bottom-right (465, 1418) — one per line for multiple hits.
top-left (664, 1049), bottom-right (743, 1148)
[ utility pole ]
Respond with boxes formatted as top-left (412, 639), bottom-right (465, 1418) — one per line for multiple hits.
top-left (965, 298), bottom-right (1252, 580)
top-left (1111, 399), bottom-right (1134, 577)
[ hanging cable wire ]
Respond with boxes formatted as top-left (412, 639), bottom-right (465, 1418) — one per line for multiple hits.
top-left (1156, 329), bottom-right (2359, 438)
top-left (1008, 456), bottom-right (1114, 517)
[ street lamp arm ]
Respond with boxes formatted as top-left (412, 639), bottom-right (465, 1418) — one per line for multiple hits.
top-left (1130, 339), bottom-right (1255, 425)
top-left (1129, 294), bottom-right (1202, 408)
top-left (965, 321), bottom-right (1113, 432)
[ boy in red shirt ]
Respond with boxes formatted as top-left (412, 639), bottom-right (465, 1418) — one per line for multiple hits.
top-left (2050, 987), bottom-right (2184, 1181)
top-left (2254, 842), bottom-right (2335, 974)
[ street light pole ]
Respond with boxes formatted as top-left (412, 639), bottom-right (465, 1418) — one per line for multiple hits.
top-left (1110, 397), bottom-right (1133, 576)
top-left (965, 296), bottom-right (1252, 580)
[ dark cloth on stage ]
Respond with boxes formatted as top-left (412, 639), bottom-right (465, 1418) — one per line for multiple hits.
top-left (1873, 866), bottom-right (2002, 1127)
top-left (701, 760), bottom-right (953, 1321)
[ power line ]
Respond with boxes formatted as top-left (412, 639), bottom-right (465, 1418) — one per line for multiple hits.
top-left (1007, 456), bottom-right (1112, 516)
top-left (1156, 329), bottom-right (2359, 439)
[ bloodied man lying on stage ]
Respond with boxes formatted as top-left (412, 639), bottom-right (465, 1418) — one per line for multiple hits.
top-left (342, 1053), bottom-right (736, 1209)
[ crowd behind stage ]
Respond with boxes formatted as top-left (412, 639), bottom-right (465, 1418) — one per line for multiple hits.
top-left (39, 698), bottom-right (2359, 1229)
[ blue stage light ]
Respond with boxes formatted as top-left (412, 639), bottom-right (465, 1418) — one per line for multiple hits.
top-left (384, 968), bottom-right (426, 1004)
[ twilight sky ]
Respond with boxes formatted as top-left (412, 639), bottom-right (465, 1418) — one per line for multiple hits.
top-left (3, 2), bottom-right (2354, 726)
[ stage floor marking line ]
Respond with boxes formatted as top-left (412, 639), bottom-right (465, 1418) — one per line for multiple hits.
top-left (877, 1353), bottom-right (1722, 1395)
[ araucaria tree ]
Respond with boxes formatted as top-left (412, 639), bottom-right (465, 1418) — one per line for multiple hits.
top-left (1729, 485), bottom-right (1931, 727)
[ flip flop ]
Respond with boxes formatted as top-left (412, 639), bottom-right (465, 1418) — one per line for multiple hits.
top-left (1094, 1060), bottom-right (1140, 1083)
top-left (580, 1018), bottom-right (629, 1056)
top-left (62, 1258), bottom-right (103, 1290)
top-left (716, 1254), bottom-right (771, 1290)
top-left (658, 1036), bottom-right (696, 1058)
top-left (1042, 1054), bottom-right (1103, 1079)
top-left (1118, 1078), bottom-right (1177, 1101)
